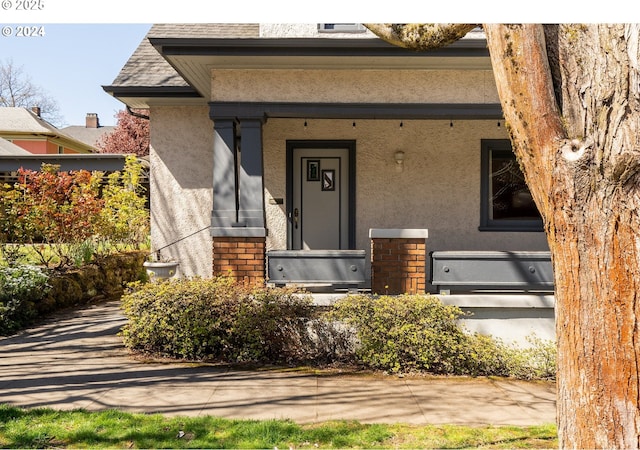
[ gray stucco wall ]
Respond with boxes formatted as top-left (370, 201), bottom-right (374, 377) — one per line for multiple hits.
top-left (149, 106), bottom-right (213, 278)
top-left (211, 69), bottom-right (499, 103)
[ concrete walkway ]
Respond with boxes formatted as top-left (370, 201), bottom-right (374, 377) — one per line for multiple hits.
top-left (0, 300), bottom-right (556, 426)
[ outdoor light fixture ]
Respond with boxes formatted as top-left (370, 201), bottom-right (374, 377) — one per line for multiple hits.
top-left (394, 150), bottom-right (405, 172)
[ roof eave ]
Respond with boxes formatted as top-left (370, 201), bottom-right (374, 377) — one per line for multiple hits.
top-left (150, 37), bottom-right (492, 100)
top-left (102, 85), bottom-right (204, 109)
top-left (148, 37), bottom-right (490, 57)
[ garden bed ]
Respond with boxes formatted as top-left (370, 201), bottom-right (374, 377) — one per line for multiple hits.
top-left (1, 251), bottom-right (148, 335)
top-left (39, 251), bottom-right (148, 315)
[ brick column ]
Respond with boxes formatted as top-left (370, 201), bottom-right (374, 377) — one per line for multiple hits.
top-left (369, 229), bottom-right (428, 295)
top-left (213, 236), bottom-right (265, 286)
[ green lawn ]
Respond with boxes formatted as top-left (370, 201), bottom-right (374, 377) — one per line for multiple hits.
top-left (0, 405), bottom-right (557, 449)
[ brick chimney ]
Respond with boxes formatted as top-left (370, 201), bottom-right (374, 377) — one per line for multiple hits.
top-left (86, 113), bottom-right (99, 128)
top-left (31, 106), bottom-right (41, 117)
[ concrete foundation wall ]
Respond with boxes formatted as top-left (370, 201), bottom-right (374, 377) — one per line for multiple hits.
top-left (439, 294), bottom-right (556, 347)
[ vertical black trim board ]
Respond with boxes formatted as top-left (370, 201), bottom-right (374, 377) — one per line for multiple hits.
top-left (286, 140), bottom-right (356, 249)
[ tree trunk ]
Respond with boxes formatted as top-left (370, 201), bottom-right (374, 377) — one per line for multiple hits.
top-left (484, 24), bottom-right (640, 449)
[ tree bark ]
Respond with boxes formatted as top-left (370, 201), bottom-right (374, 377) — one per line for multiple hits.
top-left (365, 23), bottom-right (640, 448)
top-left (486, 24), bottom-right (640, 449)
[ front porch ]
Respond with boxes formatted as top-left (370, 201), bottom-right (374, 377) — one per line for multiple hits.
top-left (209, 231), bottom-right (555, 347)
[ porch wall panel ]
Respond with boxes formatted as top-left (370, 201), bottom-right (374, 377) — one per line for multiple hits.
top-left (211, 69), bottom-right (499, 104)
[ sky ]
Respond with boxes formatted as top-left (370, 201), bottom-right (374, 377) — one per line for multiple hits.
top-left (0, 3), bottom-right (633, 128)
top-left (1, 24), bottom-right (152, 127)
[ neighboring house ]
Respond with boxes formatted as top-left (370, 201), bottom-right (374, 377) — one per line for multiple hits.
top-left (0, 137), bottom-right (32, 156)
top-left (104, 24), bottom-right (554, 345)
top-left (0, 107), bottom-right (130, 183)
top-left (0, 107), bottom-right (95, 154)
top-left (0, 108), bottom-right (147, 203)
top-left (60, 113), bottom-right (115, 149)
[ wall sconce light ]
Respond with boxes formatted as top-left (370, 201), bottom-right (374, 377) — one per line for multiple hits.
top-left (394, 150), bottom-right (405, 173)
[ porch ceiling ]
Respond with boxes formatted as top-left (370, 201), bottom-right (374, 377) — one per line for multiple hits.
top-left (150, 37), bottom-right (492, 102)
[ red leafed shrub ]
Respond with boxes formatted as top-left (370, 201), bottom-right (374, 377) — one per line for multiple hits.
top-left (0, 158), bottom-right (148, 269)
top-left (16, 165), bottom-right (104, 244)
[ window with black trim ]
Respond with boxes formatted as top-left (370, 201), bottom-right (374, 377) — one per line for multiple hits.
top-left (480, 139), bottom-right (543, 231)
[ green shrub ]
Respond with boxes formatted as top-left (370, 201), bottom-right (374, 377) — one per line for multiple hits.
top-left (0, 265), bottom-right (51, 335)
top-left (98, 156), bottom-right (149, 251)
top-left (331, 294), bottom-right (476, 374)
top-left (121, 284), bottom-right (556, 379)
top-left (500, 334), bottom-right (557, 380)
top-left (120, 278), bottom-right (325, 363)
top-left (330, 294), bottom-right (556, 379)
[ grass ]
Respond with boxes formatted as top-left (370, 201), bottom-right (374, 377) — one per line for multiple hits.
top-left (0, 405), bottom-right (557, 449)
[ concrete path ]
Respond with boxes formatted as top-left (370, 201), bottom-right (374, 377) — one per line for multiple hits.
top-left (0, 300), bottom-right (556, 426)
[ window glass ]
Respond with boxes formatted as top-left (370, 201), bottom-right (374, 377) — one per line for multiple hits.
top-left (480, 140), bottom-right (543, 231)
top-left (318, 24), bottom-right (365, 33)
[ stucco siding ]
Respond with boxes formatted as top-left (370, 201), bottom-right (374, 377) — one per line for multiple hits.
top-left (149, 106), bottom-right (213, 277)
top-left (263, 118), bottom-right (549, 284)
top-left (260, 24), bottom-right (376, 38)
top-left (211, 69), bottom-right (499, 104)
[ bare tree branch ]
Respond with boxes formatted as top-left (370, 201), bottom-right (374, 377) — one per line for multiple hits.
top-left (0, 58), bottom-right (64, 126)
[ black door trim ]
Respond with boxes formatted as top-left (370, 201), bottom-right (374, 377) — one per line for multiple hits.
top-left (286, 140), bottom-right (356, 249)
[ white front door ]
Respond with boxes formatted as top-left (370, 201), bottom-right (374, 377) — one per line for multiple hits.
top-left (292, 147), bottom-right (350, 250)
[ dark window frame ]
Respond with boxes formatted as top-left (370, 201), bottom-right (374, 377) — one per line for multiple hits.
top-left (479, 139), bottom-right (543, 232)
top-left (317, 24), bottom-right (366, 33)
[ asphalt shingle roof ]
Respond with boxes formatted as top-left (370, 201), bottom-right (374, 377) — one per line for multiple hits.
top-left (0, 137), bottom-right (31, 155)
top-left (0, 107), bottom-right (61, 134)
top-left (109, 24), bottom-right (259, 89)
top-left (60, 125), bottom-right (115, 148)
top-left (0, 107), bottom-right (96, 152)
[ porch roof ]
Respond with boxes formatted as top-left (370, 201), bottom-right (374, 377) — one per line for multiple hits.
top-left (104, 24), bottom-right (491, 110)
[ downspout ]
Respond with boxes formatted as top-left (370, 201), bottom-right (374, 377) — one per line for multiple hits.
top-left (126, 105), bottom-right (150, 120)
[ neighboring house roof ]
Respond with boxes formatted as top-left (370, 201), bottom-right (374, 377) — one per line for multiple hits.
top-left (0, 106), bottom-right (63, 134)
top-left (0, 137), bottom-right (32, 155)
top-left (0, 107), bottom-right (96, 153)
top-left (60, 124), bottom-right (115, 148)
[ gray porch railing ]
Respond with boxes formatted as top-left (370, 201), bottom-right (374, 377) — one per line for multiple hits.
top-left (430, 250), bottom-right (554, 294)
top-left (266, 250), bottom-right (366, 291)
